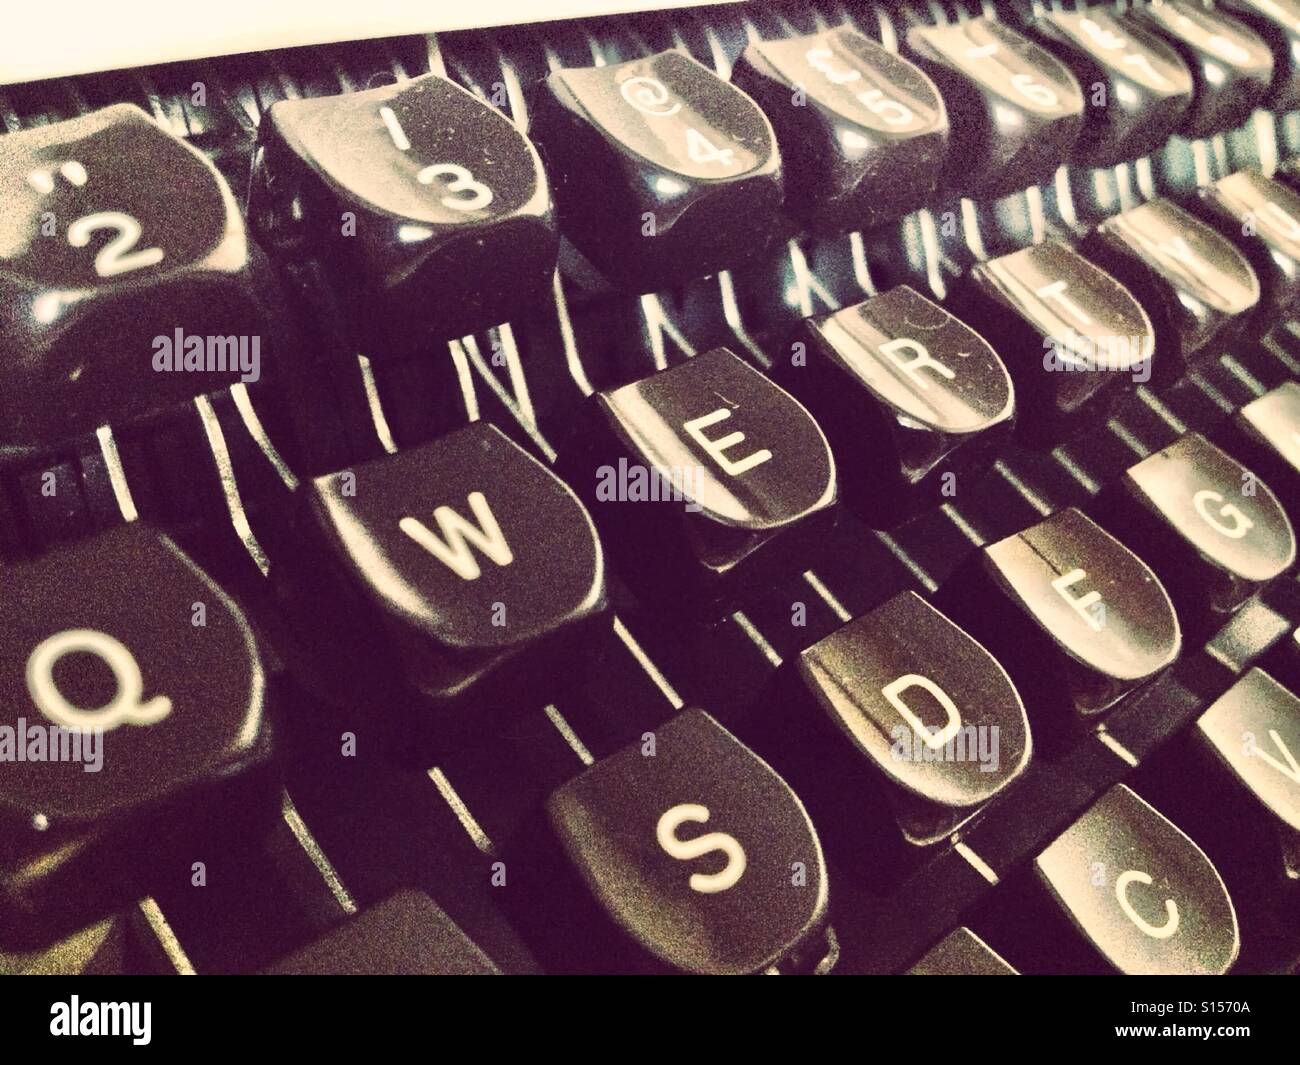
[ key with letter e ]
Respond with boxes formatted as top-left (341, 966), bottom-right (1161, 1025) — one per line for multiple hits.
top-left (559, 346), bottom-right (837, 614)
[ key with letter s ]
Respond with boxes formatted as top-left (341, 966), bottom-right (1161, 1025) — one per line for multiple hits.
top-left (0, 103), bottom-right (287, 457)
top-left (251, 72), bottom-right (557, 359)
top-left (527, 709), bottom-right (828, 974)
top-left (0, 524), bottom-right (276, 947)
top-left (531, 49), bottom-right (782, 291)
top-left (558, 346), bottom-right (837, 613)
top-left (276, 420), bottom-right (608, 746)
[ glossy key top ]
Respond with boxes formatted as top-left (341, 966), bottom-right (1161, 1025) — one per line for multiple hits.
top-left (1220, 0), bottom-right (1300, 108)
top-left (1083, 198), bottom-right (1261, 379)
top-left (905, 16), bottom-right (1084, 199)
top-left (731, 27), bottom-right (948, 235)
top-left (560, 346), bottom-right (837, 612)
top-left (1197, 168), bottom-right (1300, 312)
top-left (1103, 431), bottom-right (1296, 628)
top-left (957, 239), bottom-right (1154, 440)
top-left (908, 926), bottom-right (1018, 975)
top-left (279, 420), bottom-right (608, 740)
top-left (251, 72), bottom-right (557, 359)
top-left (779, 285), bottom-right (1014, 525)
top-left (1230, 380), bottom-right (1300, 508)
top-left (532, 49), bottom-right (781, 291)
top-left (0, 103), bottom-right (286, 454)
top-left (795, 591), bottom-right (1032, 845)
top-left (940, 507), bottom-right (1180, 737)
top-left (0, 524), bottom-right (276, 946)
top-left (1035, 784), bottom-right (1239, 975)
top-left (1032, 9), bottom-right (1193, 165)
top-left (1134, 0), bottom-right (1275, 135)
top-left (544, 709), bottom-right (828, 974)
top-left (262, 890), bottom-right (499, 975)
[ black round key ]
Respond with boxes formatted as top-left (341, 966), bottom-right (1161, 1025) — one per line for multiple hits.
top-left (544, 709), bottom-right (828, 974)
top-left (278, 420), bottom-right (608, 742)
top-left (908, 926), bottom-right (1018, 974)
top-left (938, 507), bottom-right (1181, 744)
top-left (1133, 0), bottom-right (1274, 136)
top-left (1035, 784), bottom-right (1239, 975)
top-left (0, 524), bottom-right (276, 947)
top-left (1197, 669), bottom-right (1300, 848)
top-left (558, 346), bottom-right (837, 614)
top-left (795, 591), bottom-right (1032, 845)
top-left (531, 49), bottom-right (782, 291)
top-left (954, 239), bottom-right (1154, 440)
top-left (731, 27), bottom-right (949, 235)
top-left (904, 17), bottom-right (1084, 199)
top-left (778, 284), bottom-right (1014, 525)
top-left (1032, 9), bottom-right (1194, 166)
top-left (1196, 168), bottom-right (1300, 313)
top-left (261, 890), bottom-right (499, 974)
top-left (1220, 0), bottom-right (1300, 109)
top-left (1100, 431), bottom-right (1296, 631)
top-left (1225, 380), bottom-right (1300, 513)
top-left (251, 72), bottom-right (557, 359)
top-left (1082, 198), bottom-right (1261, 379)
top-left (0, 103), bottom-right (286, 456)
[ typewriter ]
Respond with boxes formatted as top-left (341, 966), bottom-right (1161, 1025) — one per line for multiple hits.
top-left (2, 0), bottom-right (1300, 978)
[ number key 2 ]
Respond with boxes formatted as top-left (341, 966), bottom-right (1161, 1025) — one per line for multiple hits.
top-left (532, 49), bottom-right (782, 291)
top-left (0, 104), bottom-right (286, 456)
top-left (251, 73), bottom-right (558, 359)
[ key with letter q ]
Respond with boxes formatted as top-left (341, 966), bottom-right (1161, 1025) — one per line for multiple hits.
top-left (0, 524), bottom-right (276, 948)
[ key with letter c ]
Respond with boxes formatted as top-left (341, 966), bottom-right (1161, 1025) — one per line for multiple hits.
top-left (1035, 784), bottom-right (1239, 974)
top-left (0, 524), bottom-right (275, 947)
top-left (541, 709), bottom-right (828, 974)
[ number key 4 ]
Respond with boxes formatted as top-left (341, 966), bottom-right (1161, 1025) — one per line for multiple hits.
top-left (531, 49), bottom-right (782, 292)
